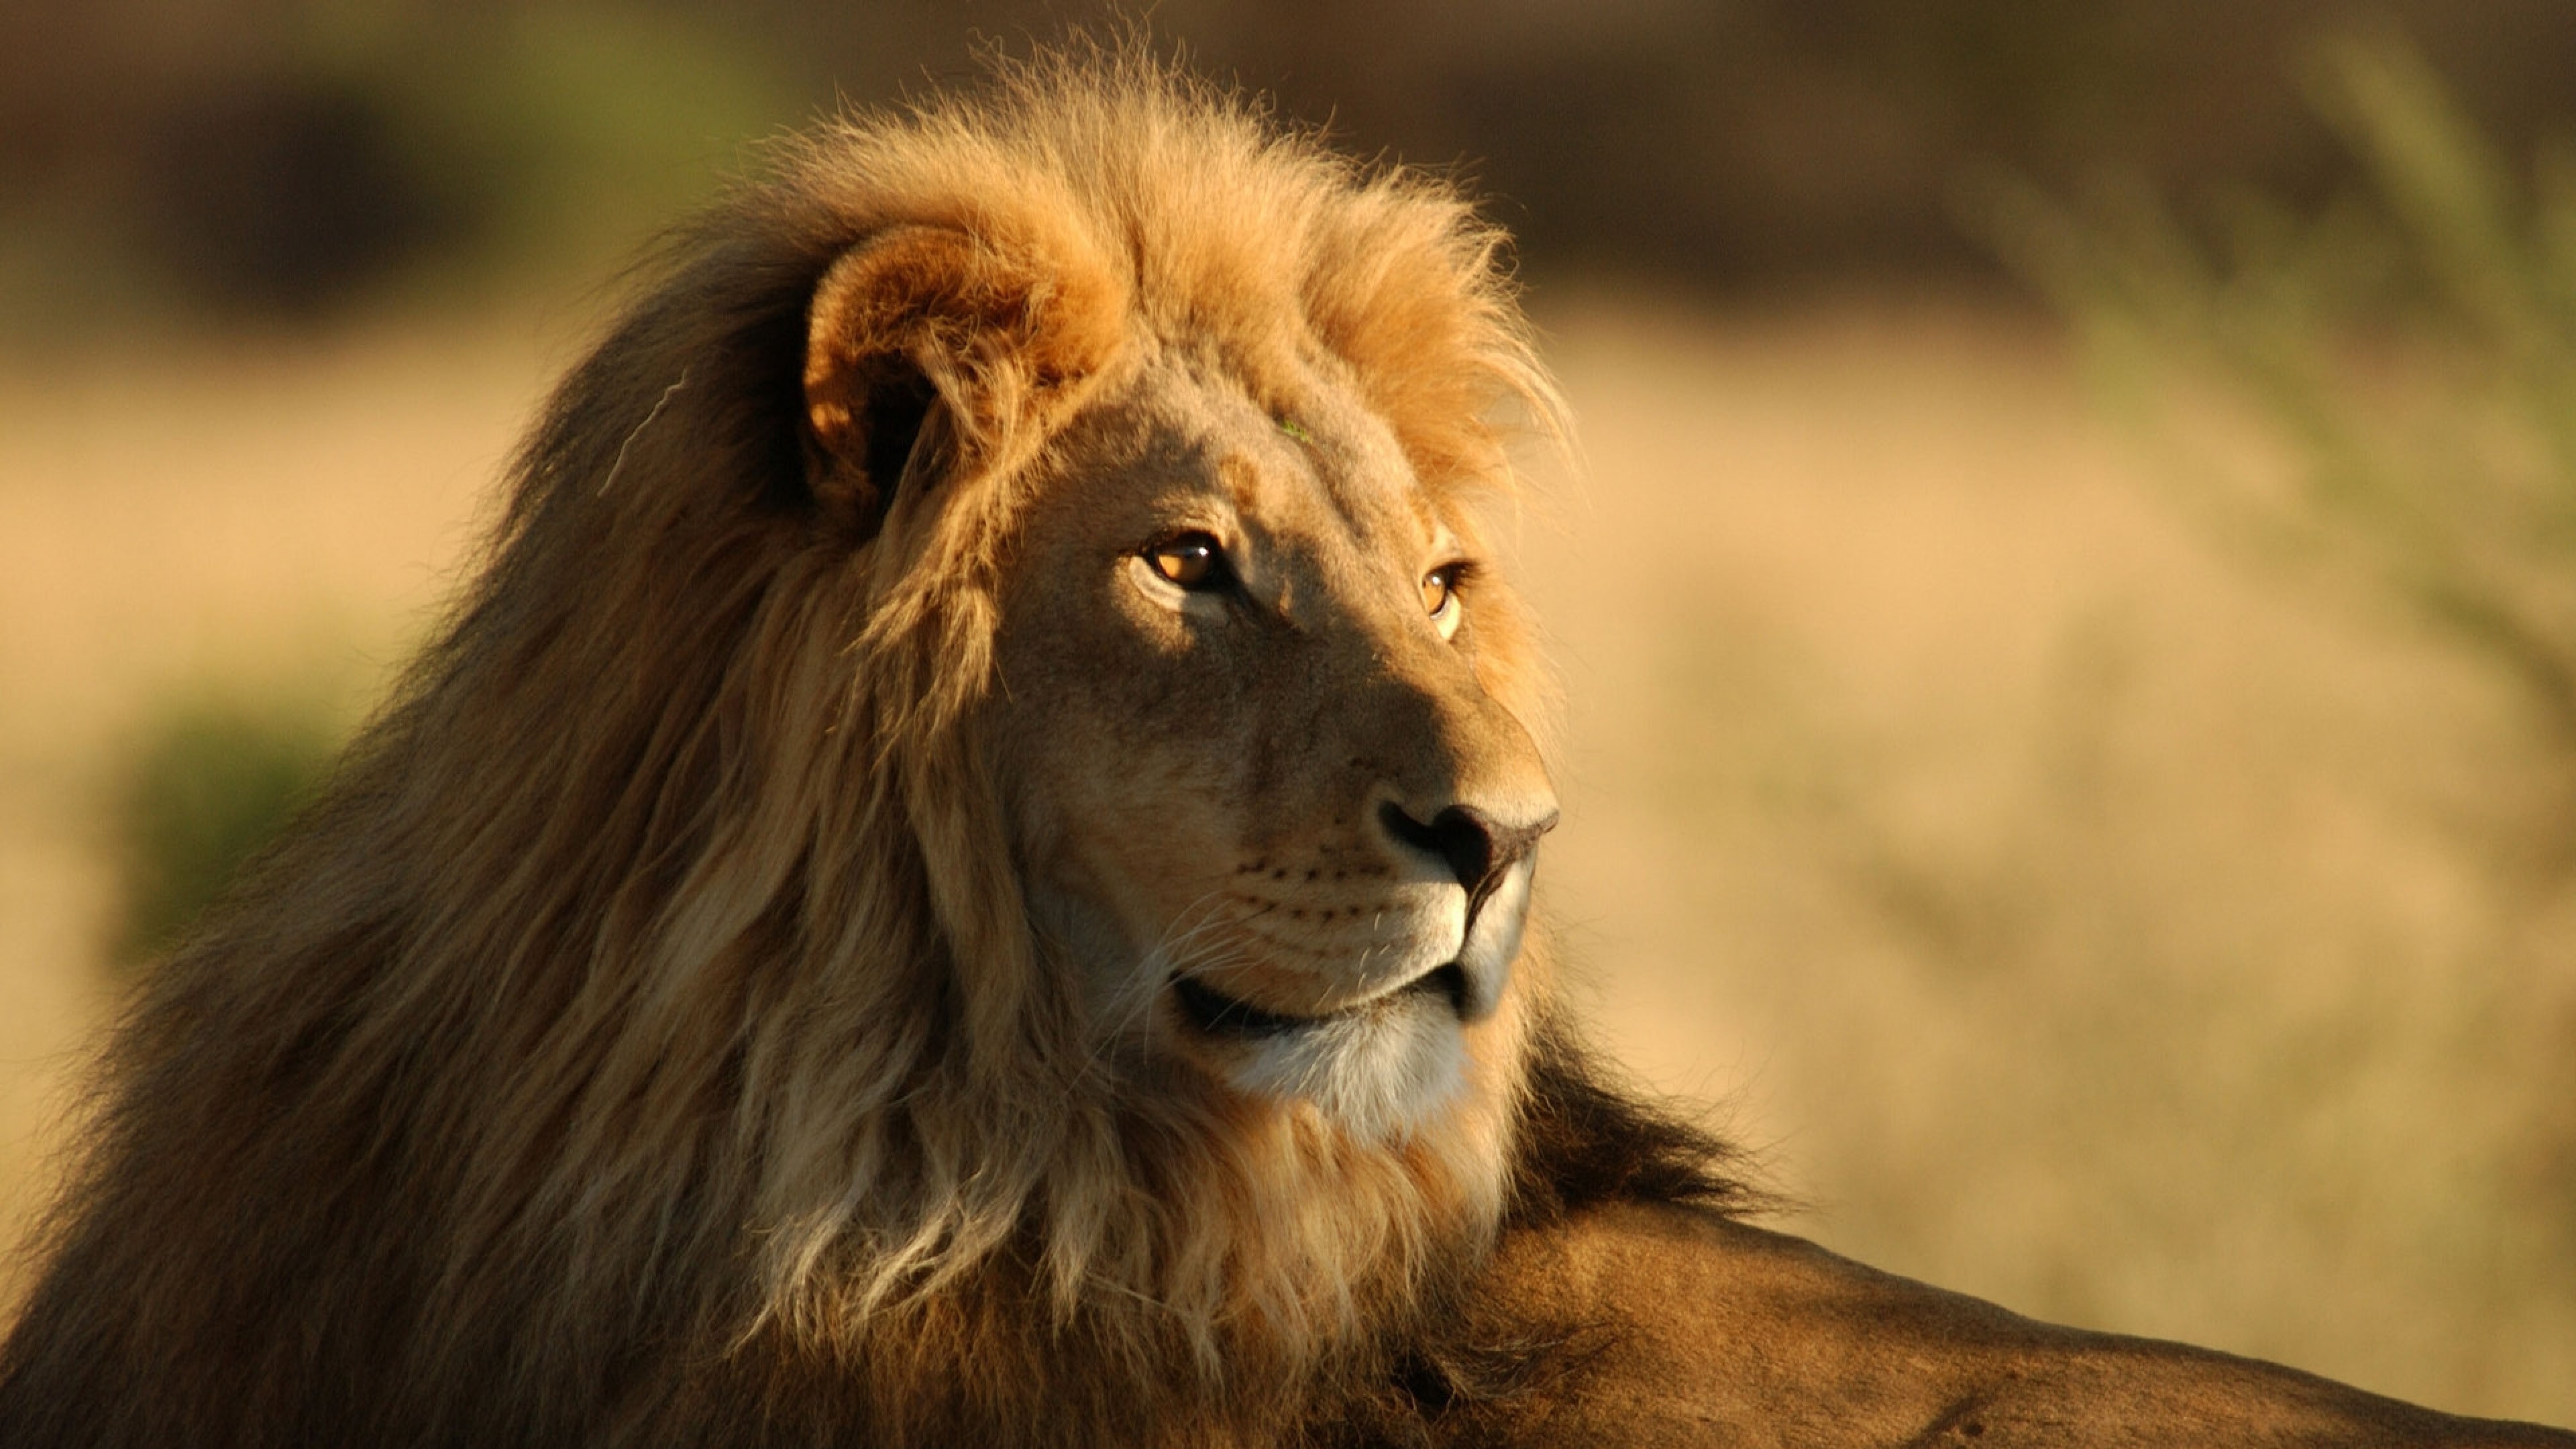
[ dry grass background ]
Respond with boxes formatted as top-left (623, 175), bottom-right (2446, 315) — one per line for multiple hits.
top-left (3, 294), bottom-right (2571, 1424)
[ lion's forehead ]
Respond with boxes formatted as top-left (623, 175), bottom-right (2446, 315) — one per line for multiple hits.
top-left (1004, 352), bottom-right (1476, 769)
top-left (1123, 346), bottom-right (1453, 576)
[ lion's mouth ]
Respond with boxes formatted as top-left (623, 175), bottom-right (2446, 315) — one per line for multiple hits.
top-left (1171, 963), bottom-right (1471, 1039)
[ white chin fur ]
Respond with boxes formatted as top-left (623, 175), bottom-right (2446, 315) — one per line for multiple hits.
top-left (1226, 998), bottom-right (1466, 1143)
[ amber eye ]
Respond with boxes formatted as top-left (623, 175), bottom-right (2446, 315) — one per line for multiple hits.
top-left (1148, 532), bottom-right (1227, 590)
top-left (1421, 564), bottom-right (1461, 618)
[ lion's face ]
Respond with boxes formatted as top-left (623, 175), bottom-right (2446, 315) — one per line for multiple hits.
top-left (988, 347), bottom-right (1556, 1141)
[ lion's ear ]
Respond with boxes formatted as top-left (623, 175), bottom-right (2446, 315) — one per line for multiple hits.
top-left (803, 225), bottom-right (1104, 536)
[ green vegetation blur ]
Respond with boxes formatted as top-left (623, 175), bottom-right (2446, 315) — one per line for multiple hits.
top-left (7, 1), bottom-right (2576, 326)
top-left (1, 3), bottom-right (795, 327)
top-left (1987, 27), bottom-right (2576, 1266)
top-left (1996, 32), bottom-right (2576, 786)
top-left (109, 697), bottom-right (339, 969)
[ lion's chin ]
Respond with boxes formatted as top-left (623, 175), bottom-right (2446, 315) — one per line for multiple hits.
top-left (1189, 987), bottom-right (1472, 1143)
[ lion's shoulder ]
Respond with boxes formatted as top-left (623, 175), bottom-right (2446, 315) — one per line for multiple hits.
top-left (1414, 1201), bottom-right (2556, 1447)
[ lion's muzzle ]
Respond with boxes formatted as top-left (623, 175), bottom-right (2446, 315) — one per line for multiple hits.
top-left (1376, 799), bottom-right (1555, 1023)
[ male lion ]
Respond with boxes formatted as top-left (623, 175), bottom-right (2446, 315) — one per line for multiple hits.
top-left (2, 50), bottom-right (2569, 1449)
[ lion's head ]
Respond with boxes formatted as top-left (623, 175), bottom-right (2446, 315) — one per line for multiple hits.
top-left (0, 48), bottom-right (1742, 1449)
top-left (745, 54), bottom-right (1567, 1408)
top-left (969, 260), bottom-right (1561, 1143)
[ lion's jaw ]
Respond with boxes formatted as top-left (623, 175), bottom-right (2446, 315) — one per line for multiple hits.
top-left (994, 348), bottom-right (1556, 1145)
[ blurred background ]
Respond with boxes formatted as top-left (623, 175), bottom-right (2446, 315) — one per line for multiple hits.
top-left (4, 0), bottom-right (2575, 1422)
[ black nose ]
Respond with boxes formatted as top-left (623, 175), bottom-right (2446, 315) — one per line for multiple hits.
top-left (1377, 802), bottom-right (1558, 912)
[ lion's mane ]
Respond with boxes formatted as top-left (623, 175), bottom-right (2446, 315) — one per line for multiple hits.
top-left (0, 50), bottom-right (1752, 1448)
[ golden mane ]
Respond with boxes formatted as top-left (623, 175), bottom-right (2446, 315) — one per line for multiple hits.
top-left (0, 47), bottom-right (1750, 1448)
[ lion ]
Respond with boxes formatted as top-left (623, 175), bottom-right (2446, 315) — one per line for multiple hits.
top-left (1, 46), bottom-right (2569, 1449)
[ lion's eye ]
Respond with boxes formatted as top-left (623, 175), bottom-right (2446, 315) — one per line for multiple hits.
top-left (1424, 563), bottom-right (1466, 639)
top-left (1148, 532), bottom-right (1228, 590)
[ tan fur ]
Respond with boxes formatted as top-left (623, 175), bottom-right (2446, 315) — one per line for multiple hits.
top-left (7, 45), bottom-right (2569, 1449)
top-left (1425, 1203), bottom-right (2576, 1447)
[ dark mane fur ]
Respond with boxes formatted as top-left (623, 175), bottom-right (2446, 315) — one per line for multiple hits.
top-left (1509, 1018), bottom-right (1769, 1228)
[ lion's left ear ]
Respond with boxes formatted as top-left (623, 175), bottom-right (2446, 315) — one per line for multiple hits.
top-left (803, 225), bottom-right (1113, 537)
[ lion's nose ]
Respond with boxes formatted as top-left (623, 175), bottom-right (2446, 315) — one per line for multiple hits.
top-left (1376, 802), bottom-right (1558, 914)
